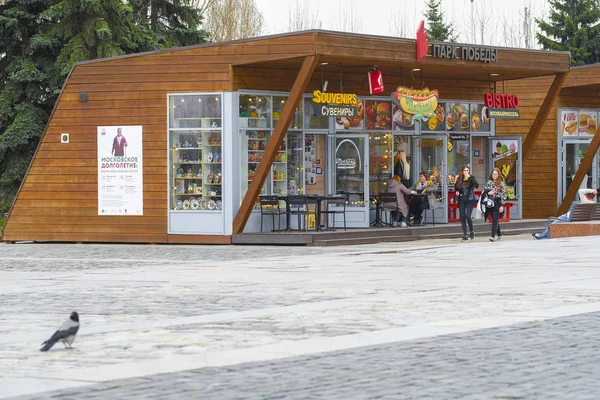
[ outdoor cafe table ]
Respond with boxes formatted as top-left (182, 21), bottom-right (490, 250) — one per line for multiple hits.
top-left (277, 195), bottom-right (346, 232)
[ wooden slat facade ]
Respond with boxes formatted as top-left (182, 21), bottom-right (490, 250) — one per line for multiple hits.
top-left (2, 30), bottom-right (572, 243)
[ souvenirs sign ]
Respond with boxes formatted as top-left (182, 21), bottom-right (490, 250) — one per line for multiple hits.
top-left (312, 90), bottom-right (358, 118)
top-left (391, 86), bottom-right (439, 121)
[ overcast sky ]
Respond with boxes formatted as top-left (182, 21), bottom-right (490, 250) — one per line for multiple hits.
top-left (255, 0), bottom-right (550, 48)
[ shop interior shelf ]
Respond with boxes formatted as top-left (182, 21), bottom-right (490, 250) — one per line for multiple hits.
top-left (175, 162), bottom-right (202, 165)
top-left (175, 193), bottom-right (202, 196)
top-left (173, 147), bottom-right (202, 150)
top-left (204, 194), bottom-right (222, 197)
top-left (205, 183), bottom-right (222, 185)
top-left (204, 162), bottom-right (222, 165)
top-left (204, 144), bottom-right (222, 147)
top-left (175, 177), bottom-right (203, 180)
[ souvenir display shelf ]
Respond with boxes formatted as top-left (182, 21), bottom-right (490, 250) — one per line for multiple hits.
top-left (239, 93), bottom-right (303, 209)
top-left (171, 130), bottom-right (223, 211)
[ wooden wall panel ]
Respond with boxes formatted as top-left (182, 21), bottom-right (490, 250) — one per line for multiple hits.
top-left (3, 33), bottom-right (318, 244)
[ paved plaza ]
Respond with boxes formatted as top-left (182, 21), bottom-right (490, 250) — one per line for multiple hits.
top-left (1, 234), bottom-right (600, 399)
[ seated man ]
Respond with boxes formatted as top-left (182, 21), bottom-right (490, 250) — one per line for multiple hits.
top-left (408, 171), bottom-right (438, 225)
top-left (533, 188), bottom-right (597, 240)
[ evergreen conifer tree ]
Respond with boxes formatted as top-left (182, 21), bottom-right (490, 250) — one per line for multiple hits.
top-left (43, 0), bottom-right (159, 77)
top-left (0, 0), bottom-right (61, 212)
top-left (424, 0), bottom-right (457, 42)
top-left (537, 0), bottom-right (600, 66)
top-left (130, 0), bottom-right (209, 46)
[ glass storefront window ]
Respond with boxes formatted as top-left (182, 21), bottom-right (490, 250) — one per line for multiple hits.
top-left (168, 94), bottom-right (222, 211)
top-left (304, 97), bottom-right (329, 129)
top-left (369, 133), bottom-right (393, 195)
top-left (169, 94), bottom-right (221, 129)
top-left (287, 131), bottom-right (304, 195)
top-left (240, 94), bottom-right (271, 129)
top-left (239, 92), bottom-right (306, 207)
top-left (274, 96), bottom-right (303, 129)
top-left (448, 138), bottom-right (470, 189)
top-left (418, 137), bottom-right (445, 206)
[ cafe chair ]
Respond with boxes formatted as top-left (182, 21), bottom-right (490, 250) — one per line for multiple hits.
top-left (322, 195), bottom-right (347, 231)
top-left (423, 199), bottom-right (436, 227)
top-left (259, 195), bottom-right (284, 232)
top-left (378, 193), bottom-right (399, 227)
top-left (287, 195), bottom-right (315, 231)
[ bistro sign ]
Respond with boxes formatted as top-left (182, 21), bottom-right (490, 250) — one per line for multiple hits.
top-left (431, 44), bottom-right (498, 63)
top-left (484, 93), bottom-right (521, 119)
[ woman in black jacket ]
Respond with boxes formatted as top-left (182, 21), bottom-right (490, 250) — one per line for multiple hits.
top-left (455, 165), bottom-right (479, 242)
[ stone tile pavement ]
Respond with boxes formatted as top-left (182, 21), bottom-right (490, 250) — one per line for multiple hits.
top-left (1, 234), bottom-right (600, 398)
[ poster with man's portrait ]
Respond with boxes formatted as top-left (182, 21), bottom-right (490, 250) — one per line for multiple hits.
top-left (97, 126), bottom-right (143, 215)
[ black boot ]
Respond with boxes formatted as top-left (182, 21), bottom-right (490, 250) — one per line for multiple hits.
top-left (469, 231), bottom-right (475, 240)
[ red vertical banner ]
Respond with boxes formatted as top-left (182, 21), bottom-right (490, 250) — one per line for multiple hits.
top-left (416, 21), bottom-right (428, 63)
top-left (368, 70), bottom-right (384, 95)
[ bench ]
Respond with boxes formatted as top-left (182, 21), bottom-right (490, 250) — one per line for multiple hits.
top-left (448, 190), bottom-right (513, 223)
top-left (549, 203), bottom-right (600, 239)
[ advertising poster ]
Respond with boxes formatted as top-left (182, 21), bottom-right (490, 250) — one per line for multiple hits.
top-left (561, 110), bottom-right (578, 136)
top-left (470, 103), bottom-right (491, 132)
top-left (334, 99), bottom-right (364, 130)
top-left (421, 102), bottom-right (446, 132)
top-left (392, 103), bottom-right (416, 131)
top-left (448, 103), bottom-right (470, 132)
top-left (97, 126), bottom-right (143, 215)
top-left (578, 110), bottom-right (597, 137)
top-left (364, 100), bottom-right (392, 130)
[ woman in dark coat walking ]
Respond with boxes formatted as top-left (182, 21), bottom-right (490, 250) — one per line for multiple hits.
top-left (455, 165), bottom-right (479, 241)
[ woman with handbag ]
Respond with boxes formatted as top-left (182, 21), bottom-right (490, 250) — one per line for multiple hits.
top-left (484, 167), bottom-right (507, 242)
top-left (455, 165), bottom-right (479, 242)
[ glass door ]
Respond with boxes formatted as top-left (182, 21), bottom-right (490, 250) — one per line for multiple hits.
top-left (489, 137), bottom-right (521, 219)
top-left (416, 135), bottom-right (447, 223)
top-left (560, 141), bottom-right (595, 204)
top-left (331, 134), bottom-right (370, 227)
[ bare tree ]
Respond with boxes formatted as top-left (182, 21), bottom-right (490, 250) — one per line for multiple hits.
top-left (333, 0), bottom-right (363, 33)
top-left (462, 0), bottom-right (494, 45)
top-left (204, 0), bottom-right (264, 42)
top-left (285, 0), bottom-right (322, 32)
top-left (388, 3), bottom-right (410, 38)
top-left (500, 2), bottom-right (538, 49)
top-left (191, 0), bottom-right (218, 17)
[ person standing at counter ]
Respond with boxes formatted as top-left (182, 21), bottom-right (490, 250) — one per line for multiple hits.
top-left (394, 150), bottom-right (411, 187)
top-left (484, 168), bottom-right (506, 242)
top-left (455, 165), bottom-right (479, 242)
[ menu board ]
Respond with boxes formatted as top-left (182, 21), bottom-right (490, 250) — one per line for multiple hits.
top-left (421, 102), bottom-right (446, 132)
top-left (392, 103), bottom-right (416, 131)
top-left (560, 110), bottom-right (578, 136)
top-left (334, 99), bottom-right (364, 130)
top-left (578, 110), bottom-right (597, 137)
top-left (470, 104), bottom-right (491, 132)
top-left (364, 100), bottom-right (391, 130)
